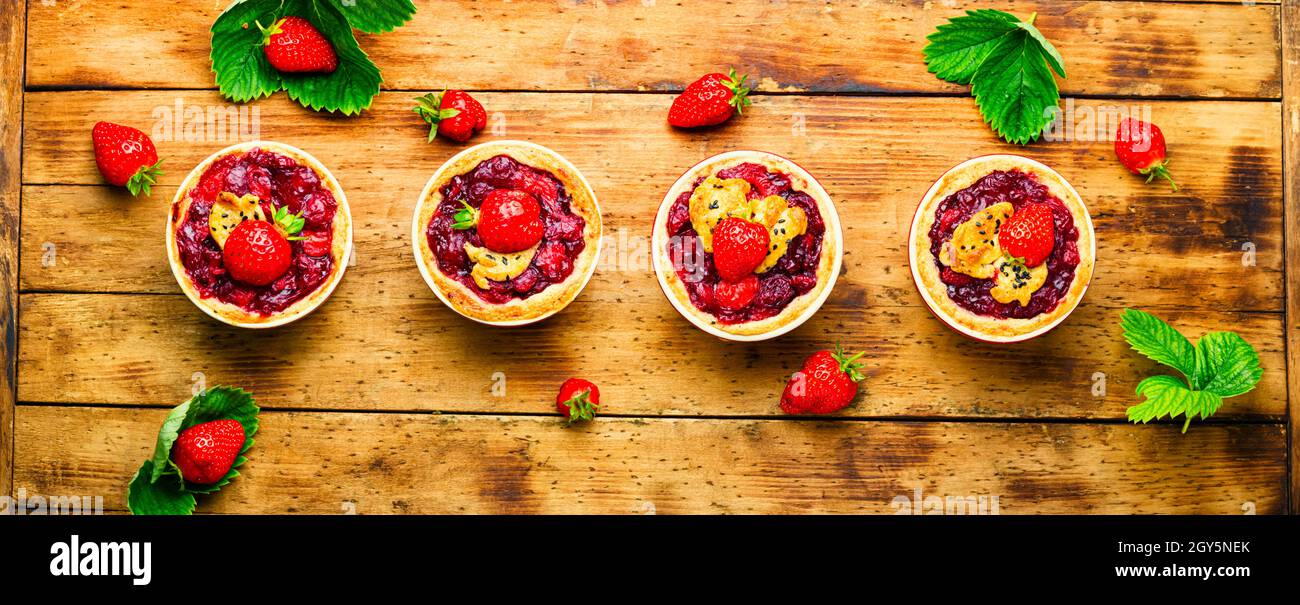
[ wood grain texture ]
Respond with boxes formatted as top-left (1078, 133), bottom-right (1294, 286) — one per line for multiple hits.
top-left (17, 292), bottom-right (1287, 420)
top-left (23, 0), bottom-right (1281, 99)
top-left (1282, 0), bottom-right (1299, 514)
top-left (0, 0), bottom-right (24, 498)
top-left (13, 405), bottom-right (1286, 514)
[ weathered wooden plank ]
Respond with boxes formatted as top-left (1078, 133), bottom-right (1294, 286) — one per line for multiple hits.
top-left (12, 406), bottom-right (1286, 514)
top-left (0, 0), bottom-right (24, 498)
top-left (16, 292), bottom-right (1287, 420)
top-left (23, 0), bottom-right (1281, 99)
top-left (19, 92), bottom-right (1285, 311)
top-left (1280, 0), bottom-right (1299, 514)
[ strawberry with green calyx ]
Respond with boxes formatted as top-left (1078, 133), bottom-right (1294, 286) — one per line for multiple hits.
top-left (453, 190), bottom-right (544, 253)
top-left (91, 121), bottom-right (164, 196)
top-left (221, 204), bottom-right (306, 286)
top-left (1115, 117), bottom-right (1178, 192)
top-left (780, 345), bottom-right (868, 415)
top-left (413, 90), bottom-right (487, 143)
top-left (127, 386), bottom-right (260, 515)
top-left (668, 69), bottom-right (752, 128)
top-left (258, 16), bottom-right (338, 74)
top-left (556, 378), bottom-right (601, 425)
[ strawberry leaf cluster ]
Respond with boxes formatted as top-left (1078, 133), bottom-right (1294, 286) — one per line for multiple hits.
top-left (127, 387), bottom-right (260, 515)
top-left (923, 10), bottom-right (1066, 145)
top-left (1120, 309), bottom-right (1262, 433)
top-left (211, 0), bottom-right (416, 115)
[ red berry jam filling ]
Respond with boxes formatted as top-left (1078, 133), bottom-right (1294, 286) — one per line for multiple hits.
top-left (175, 148), bottom-right (338, 316)
top-left (927, 169), bottom-right (1081, 319)
top-left (665, 163), bottom-right (826, 324)
top-left (425, 155), bottom-right (587, 303)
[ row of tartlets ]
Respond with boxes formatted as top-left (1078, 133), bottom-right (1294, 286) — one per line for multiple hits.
top-left (164, 140), bottom-right (1095, 343)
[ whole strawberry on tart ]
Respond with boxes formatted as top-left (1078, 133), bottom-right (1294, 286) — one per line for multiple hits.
top-left (413, 140), bottom-right (603, 325)
top-left (908, 155), bottom-right (1095, 342)
top-left (652, 151), bottom-right (843, 341)
top-left (167, 142), bottom-right (353, 328)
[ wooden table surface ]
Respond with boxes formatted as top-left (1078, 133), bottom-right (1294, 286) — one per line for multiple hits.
top-left (1, 0), bottom-right (1297, 514)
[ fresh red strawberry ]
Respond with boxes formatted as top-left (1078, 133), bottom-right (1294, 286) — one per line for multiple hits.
top-left (414, 90), bottom-right (487, 143)
top-left (556, 378), bottom-right (600, 425)
top-left (715, 274), bottom-right (759, 310)
top-left (667, 69), bottom-right (752, 128)
top-left (453, 189), bottom-right (543, 253)
top-left (223, 220), bottom-right (293, 286)
top-left (1115, 117), bottom-right (1178, 192)
top-left (171, 419), bottom-right (246, 485)
top-left (780, 346), bottom-right (867, 415)
top-left (712, 217), bottom-right (770, 282)
top-left (259, 16), bottom-right (338, 74)
top-left (997, 203), bottom-right (1055, 267)
top-left (91, 122), bottom-right (163, 196)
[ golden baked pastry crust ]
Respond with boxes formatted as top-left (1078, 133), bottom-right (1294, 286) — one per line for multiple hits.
top-left (909, 155), bottom-right (1095, 342)
top-left (166, 141), bottom-right (352, 329)
top-left (652, 151), bottom-right (842, 341)
top-left (412, 141), bottom-right (602, 325)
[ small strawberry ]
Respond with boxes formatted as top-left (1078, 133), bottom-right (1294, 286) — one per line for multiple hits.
top-left (780, 345), bottom-right (867, 415)
top-left (91, 122), bottom-right (163, 196)
top-left (171, 419), bottom-right (246, 485)
top-left (712, 217), bottom-right (770, 282)
top-left (667, 69), bottom-right (752, 128)
top-left (414, 90), bottom-right (487, 143)
top-left (715, 274), bottom-right (759, 310)
top-left (258, 16), bottom-right (338, 74)
top-left (222, 207), bottom-right (305, 286)
top-left (556, 378), bottom-right (600, 425)
top-left (1115, 117), bottom-right (1178, 192)
top-left (997, 203), bottom-right (1055, 267)
top-left (453, 189), bottom-right (543, 253)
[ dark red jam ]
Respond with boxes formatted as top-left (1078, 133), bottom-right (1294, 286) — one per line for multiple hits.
top-left (425, 155), bottom-right (587, 303)
top-left (174, 148), bottom-right (338, 316)
top-left (664, 163), bottom-right (825, 325)
top-left (927, 169), bottom-right (1081, 319)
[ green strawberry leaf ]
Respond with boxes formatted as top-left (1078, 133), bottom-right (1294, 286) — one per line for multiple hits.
top-left (1195, 331), bottom-right (1263, 397)
top-left (1120, 309), bottom-right (1263, 433)
top-left (211, 0), bottom-right (284, 103)
top-left (923, 9), bottom-right (1021, 85)
top-left (1016, 17), bottom-right (1066, 79)
top-left (1127, 375), bottom-right (1223, 433)
top-left (278, 0), bottom-right (382, 115)
top-left (326, 0), bottom-right (415, 34)
top-left (128, 460), bottom-right (197, 515)
top-left (969, 28), bottom-right (1060, 145)
top-left (210, 0), bottom-right (389, 114)
top-left (1120, 308), bottom-right (1198, 380)
top-left (136, 386), bottom-right (260, 504)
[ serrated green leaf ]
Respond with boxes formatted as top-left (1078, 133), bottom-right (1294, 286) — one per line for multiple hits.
top-left (1127, 374), bottom-right (1223, 433)
top-left (969, 28), bottom-right (1060, 145)
top-left (1120, 308), bottom-right (1198, 379)
top-left (211, 0), bottom-right (284, 103)
top-left (1016, 18), bottom-right (1066, 79)
top-left (327, 0), bottom-right (415, 33)
top-left (128, 460), bottom-right (197, 515)
top-left (148, 399), bottom-right (192, 484)
top-left (923, 9), bottom-right (1020, 85)
top-left (279, 0), bottom-right (382, 115)
top-left (1195, 331), bottom-right (1263, 397)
